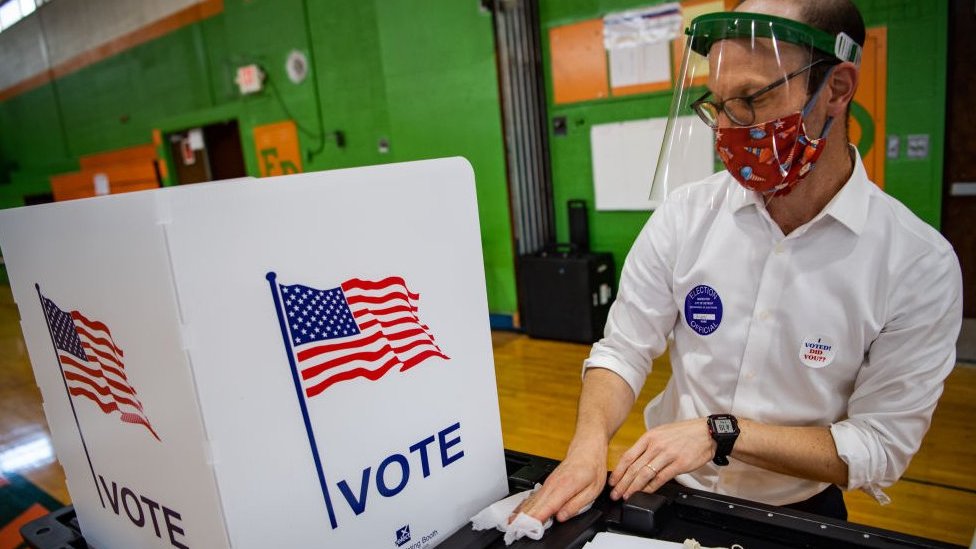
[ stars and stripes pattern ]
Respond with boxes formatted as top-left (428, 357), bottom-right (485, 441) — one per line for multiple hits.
top-left (277, 276), bottom-right (449, 397)
top-left (40, 294), bottom-right (160, 441)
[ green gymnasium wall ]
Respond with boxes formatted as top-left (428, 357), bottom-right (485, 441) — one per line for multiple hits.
top-left (0, 0), bottom-right (517, 315)
top-left (540, 0), bottom-right (949, 278)
top-left (0, 0), bottom-right (951, 315)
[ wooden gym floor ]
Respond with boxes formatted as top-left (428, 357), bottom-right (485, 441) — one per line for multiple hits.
top-left (1, 285), bottom-right (974, 545)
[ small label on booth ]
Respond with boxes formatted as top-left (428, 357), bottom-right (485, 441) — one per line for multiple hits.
top-left (93, 173), bottom-right (110, 196)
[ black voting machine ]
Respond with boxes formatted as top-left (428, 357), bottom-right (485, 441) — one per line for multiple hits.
top-left (20, 451), bottom-right (964, 549)
top-left (518, 200), bottom-right (614, 344)
top-left (439, 451), bottom-right (963, 549)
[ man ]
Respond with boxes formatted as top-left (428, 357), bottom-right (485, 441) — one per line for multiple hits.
top-left (521, 0), bottom-right (962, 522)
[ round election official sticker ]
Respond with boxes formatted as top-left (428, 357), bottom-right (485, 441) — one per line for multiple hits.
top-left (684, 285), bottom-right (722, 336)
top-left (799, 336), bottom-right (836, 368)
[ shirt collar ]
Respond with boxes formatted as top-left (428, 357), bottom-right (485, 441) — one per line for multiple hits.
top-left (728, 182), bottom-right (762, 213)
top-left (821, 146), bottom-right (871, 235)
top-left (726, 146), bottom-right (872, 235)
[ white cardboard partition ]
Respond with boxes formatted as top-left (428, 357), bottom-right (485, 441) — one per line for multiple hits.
top-left (0, 157), bottom-right (507, 549)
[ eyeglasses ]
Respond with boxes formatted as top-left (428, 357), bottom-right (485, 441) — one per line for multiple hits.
top-left (691, 59), bottom-right (826, 128)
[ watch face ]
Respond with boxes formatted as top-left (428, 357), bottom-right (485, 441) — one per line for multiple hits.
top-left (714, 418), bottom-right (734, 434)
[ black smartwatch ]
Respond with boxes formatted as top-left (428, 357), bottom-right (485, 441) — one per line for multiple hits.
top-left (707, 414), bottom-right (739, 466)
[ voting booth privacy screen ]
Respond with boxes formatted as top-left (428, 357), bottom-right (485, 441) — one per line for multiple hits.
top-left (0, 157), bottom-right (508, 549)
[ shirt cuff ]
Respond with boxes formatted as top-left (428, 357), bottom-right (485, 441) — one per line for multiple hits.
top-left (829, 421), bottom-right (891, 504)
top-left (582, 352), bottom-right (645, 399)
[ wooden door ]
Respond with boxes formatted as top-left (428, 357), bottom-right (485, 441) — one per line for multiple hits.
top-left (943, 0), bottom-right (976, 317)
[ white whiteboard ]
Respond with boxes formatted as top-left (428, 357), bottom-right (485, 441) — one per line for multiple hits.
top-left (591, 115), bottom-right (715, 211)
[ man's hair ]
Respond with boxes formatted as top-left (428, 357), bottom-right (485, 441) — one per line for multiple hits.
top-left (734, 0), bottom-right (865, 50)
top-left (799, 0), bottom-right (866, 97)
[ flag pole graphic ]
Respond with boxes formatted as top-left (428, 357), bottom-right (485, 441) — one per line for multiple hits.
top-left (266, 272), bottom-right (338, 529)
top-left (35, 284), bottom-right (105, 508)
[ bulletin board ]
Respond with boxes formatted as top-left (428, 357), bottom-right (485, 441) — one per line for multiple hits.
top-left (550, 19), bottom-right (609, 104)
top-left (549, 0), bottom-right (736, 105)
top-left (603, 5), bottom-right (683, 97)
top-left (671, 0), bottom-right (737, 87)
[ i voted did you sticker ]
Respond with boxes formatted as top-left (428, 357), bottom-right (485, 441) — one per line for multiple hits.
top-left (799, 336), bottom-right (836, 368)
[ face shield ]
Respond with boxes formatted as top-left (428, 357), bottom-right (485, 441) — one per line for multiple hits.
top-left (650, 12), bottom-right (861, 205)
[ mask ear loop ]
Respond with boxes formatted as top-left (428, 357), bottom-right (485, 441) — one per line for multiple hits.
top-left (802, 64), bottom-right (838, 138)
top-left (761, 64), bottom-right (838, 205)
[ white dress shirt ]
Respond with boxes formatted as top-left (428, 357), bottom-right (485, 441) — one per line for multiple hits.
top-left (585, 150), bottom-right (962, 505)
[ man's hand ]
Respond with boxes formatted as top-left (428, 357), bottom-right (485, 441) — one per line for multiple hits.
top-left (516, 367), bottom-right (635, 523)
top-left (608, 418), bottom-right (716, 500)
top-left (515, 441), bottom-right (608, 524)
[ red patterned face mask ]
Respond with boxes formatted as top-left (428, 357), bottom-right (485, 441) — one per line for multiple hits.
top-left (715, 112), bottom-right (832, 196)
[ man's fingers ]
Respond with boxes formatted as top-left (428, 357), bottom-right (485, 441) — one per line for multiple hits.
top-left (519, 479), bottom-right (574, 523)
top-left (508, 493), bottom-right (533, 524)
top-left (610, 446), bottom-right (644, 493)
top-left (607, 461), bottom-right (626, 487)
top-left (641, 461), bottom-right (678, 495)
top-left (611, 456), bottom-right (649, 500)
top-left (621, 460), bottom-right (662, 500)
top-left (555, 485), bottom-right (600, 522)
top-left (610, 443), bottom-right (644, 486)
top-left (608, 463), bottom-right (630, 499)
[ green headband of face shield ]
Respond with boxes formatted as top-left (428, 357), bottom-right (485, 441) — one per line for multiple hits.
top-left (686, 12), bottom-right (862, 65)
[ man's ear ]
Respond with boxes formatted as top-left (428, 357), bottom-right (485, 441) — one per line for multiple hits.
top-left (825, 61), bottom-right (859, 118)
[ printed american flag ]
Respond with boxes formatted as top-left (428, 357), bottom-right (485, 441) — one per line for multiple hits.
top-left (277, 276), bottom-right (449, 397)
top-left (40, 294), bottom-right (160, 441)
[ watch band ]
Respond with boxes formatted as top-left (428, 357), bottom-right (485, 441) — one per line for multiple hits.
top-left (708, 414), bottom-right (739, 466)
top-left (713, 436), bottom-right (735, 466)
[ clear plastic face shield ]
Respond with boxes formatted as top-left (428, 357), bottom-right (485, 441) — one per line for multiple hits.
top-left (650, 12), bottom-right (861, 206)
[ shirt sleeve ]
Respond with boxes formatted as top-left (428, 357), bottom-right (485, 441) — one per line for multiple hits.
top-left (830, 245), bottom-right (962, 501)
top-left (583, 199), bottom-right (680, 398)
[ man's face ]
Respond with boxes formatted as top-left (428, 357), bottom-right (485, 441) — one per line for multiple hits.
top-left (705, 38), bottom-right (815, 128)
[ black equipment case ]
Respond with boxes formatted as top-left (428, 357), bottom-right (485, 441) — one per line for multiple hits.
top-left (517, 247), bottom-right (614, 344)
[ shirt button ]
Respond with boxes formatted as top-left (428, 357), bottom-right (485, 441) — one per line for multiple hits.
top-left (774, 243), bottom-right (785, 254)
top-left (759, 310), bottom-right (770, 321)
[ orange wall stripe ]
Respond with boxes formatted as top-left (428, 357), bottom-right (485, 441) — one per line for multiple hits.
top-left (199, 0), bottom-right (224, 19)
top-left (79, 143), bottom-right (157, 170)
top-left (0, 69), bottom-right (55, 102)
top-left (0, 0), bottom-right (223, 102)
